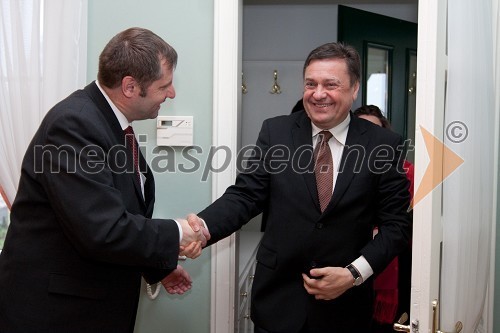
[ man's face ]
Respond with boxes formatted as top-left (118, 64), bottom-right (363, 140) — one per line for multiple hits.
top-left (133, 59), bottom-right (176, 120)
top-left (303, 58), bottom-right (359, 129)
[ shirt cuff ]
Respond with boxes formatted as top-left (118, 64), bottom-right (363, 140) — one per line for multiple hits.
top-left (173, 219), bottom-right (183, 242)
top-left (351, 256), bottom-right (373, 283)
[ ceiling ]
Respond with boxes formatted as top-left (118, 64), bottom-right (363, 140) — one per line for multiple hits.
top-left (244, 0), bottom-right (417, 5)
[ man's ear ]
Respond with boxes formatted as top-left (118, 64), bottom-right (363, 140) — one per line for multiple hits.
top-left (352, 81), bottom-right (360, 102)
top-left (121, 76), bottom-right (136, 98)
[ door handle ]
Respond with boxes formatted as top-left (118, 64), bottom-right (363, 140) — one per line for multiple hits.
top-left (393, 313), bottom-right (410, 332)
top-left (433, 299), bottom-right (463, 333)
top-left (393, 312), bottom-right (420, 332)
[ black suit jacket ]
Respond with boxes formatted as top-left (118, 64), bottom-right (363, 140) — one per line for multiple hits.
top-left (0, 82), bottom-right (180, 333)
top-left (199, 111), bottom-right (411, 333)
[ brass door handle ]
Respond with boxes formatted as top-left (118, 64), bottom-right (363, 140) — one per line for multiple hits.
top-left (393, 323), bottom-right (411, 332)
top-left (433, 299), bottom-right (463, 333)
top-left (393, 312), bottom-right (410, 332)
top-left (394, 300), bottom-right (463, 333)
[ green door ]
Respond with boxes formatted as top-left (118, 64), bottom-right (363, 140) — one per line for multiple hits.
top-left (338, 5), bottom-right (417, 146)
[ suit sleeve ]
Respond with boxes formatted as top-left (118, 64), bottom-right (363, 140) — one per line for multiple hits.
top-left (359, 134), bottom-right (412, 274)
top-left (199, 119), bottom-right (273, 243)
top-left (38, 108), bottom-right (180, 272)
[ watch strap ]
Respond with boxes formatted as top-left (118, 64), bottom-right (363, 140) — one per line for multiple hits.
top-left (346, 264), bottom-right (363, 286)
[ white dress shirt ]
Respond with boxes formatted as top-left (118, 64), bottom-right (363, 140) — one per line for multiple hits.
top-left (311, 113), bottom-right (373, 284)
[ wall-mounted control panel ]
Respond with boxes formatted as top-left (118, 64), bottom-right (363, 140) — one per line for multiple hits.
top-left (156, 116), bottom-right (193, 146)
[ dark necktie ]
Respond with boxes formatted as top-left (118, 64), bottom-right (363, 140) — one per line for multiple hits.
top-left (314, 131), bottom-right (333, 212)
top-left (124, 126), bottom-right (141, 185)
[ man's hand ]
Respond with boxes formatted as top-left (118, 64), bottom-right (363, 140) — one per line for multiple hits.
top-left (302, 266), bottom-right (354, 300)
top-left (186, 213), bottom-right (211, 245)
top-left (177, 214), bottom-right (211, 259)
top-left (161, 265), bottom-right (192, 294)
top-left (179, 239), bottom-right (202, 259)
top-left (178, 218), bottom-right (204, 259)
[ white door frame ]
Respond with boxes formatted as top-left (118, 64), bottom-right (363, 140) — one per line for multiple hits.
top-left (210, 1), bottom-right (242, 333)
top-left (210, 1), bottom-right (495, 332)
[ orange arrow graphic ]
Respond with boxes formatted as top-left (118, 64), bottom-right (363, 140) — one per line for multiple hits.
top-left (410, 125), bottom-right (464, 210)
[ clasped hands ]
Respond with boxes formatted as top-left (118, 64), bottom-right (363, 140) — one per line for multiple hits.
top-left (160, 214), bottom-right (209, 295)
top-left (178, 213), bottom-right (210, 259)
top-left (302, 266), bottom-right (354, 301)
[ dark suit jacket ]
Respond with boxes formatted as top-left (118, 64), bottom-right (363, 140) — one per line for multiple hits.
top-left (199, 111), bottom-right (411, 333)
top-left (0, 82), bottom-right (180, 333)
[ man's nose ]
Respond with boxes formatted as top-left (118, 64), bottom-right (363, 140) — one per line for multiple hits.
top-left (312, 86), bottom-right (327, 99)
top-left (166, 85), bottom-right (176, 99)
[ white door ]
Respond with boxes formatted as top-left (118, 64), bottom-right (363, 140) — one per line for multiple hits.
top-left (406, 0), bottom-right (447, 331)
top-left (409, 0), bottom-right (496, 331)
top-left (210, 1), bottom-right (443, 332)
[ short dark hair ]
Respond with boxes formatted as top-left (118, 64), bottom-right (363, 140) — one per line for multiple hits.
top-left (303, 42), bottom-right (361, 87)
top-left (353, 104), bottom-right (391, 129)
top-left (98, 27), bottom-right (178, 96)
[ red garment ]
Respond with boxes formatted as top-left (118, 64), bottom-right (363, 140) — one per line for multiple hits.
top-left (373, 160), bottom-right (414, 324)
top-left (373, 257), bottom-right (399, 323)
top-left (403, 160), bottom-right (414, 201)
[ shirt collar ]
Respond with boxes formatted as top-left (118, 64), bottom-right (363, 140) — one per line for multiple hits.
top-left (311, 113), bottom-right (351, 145)
top-left (95, 80), bottom-right (131, 131)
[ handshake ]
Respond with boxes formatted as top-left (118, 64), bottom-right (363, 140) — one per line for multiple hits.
top-left (159, 214), bottom-right (209, 295)
top-left (177, 213), bottom-right (210, 259)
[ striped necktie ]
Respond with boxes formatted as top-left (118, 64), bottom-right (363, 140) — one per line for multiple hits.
top-left (314, 131), bottom-right (333, 212)
top-left (124, 126), bottom-right (141, 185)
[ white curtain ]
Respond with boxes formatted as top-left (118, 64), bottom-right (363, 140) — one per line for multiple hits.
top-left (491, 0), bottom-right (500, 329)
top-left (441, 0), bottom-right (499, 332)
top-left (0, 0), bottom-right (87, 205)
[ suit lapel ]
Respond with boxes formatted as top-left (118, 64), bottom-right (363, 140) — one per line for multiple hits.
top-left (84, 82), bottom-right (148, 210)
top-left (326, 115), bottom-right (370, 212)
top-left (291, 113), bottom-right (320, 211)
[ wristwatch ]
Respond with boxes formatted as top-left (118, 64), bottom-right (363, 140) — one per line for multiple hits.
top-left (346, 264), bottom-right (363, 286)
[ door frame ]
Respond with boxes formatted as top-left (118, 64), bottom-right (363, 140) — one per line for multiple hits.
top-left (210, 1), bottom-right (242, 332)
top-left (210, 1), bottom-right (494, 332)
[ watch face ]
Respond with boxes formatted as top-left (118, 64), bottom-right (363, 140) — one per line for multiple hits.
top-left (353, 277), bottom-right (363, 286)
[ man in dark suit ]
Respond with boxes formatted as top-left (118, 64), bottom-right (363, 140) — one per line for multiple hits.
top-left (194, 42), bottom-right (412, 332)
top-left (0, 27), bottom-right (208, 333)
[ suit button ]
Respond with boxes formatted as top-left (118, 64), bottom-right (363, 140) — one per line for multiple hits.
top-left (316, 223), bottom-right (323, 229)
top-left (310, 261), bottom-right (318, 268)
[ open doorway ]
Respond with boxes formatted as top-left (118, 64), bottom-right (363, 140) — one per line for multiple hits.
top-left (234, 3), bottom-right (419, 333)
